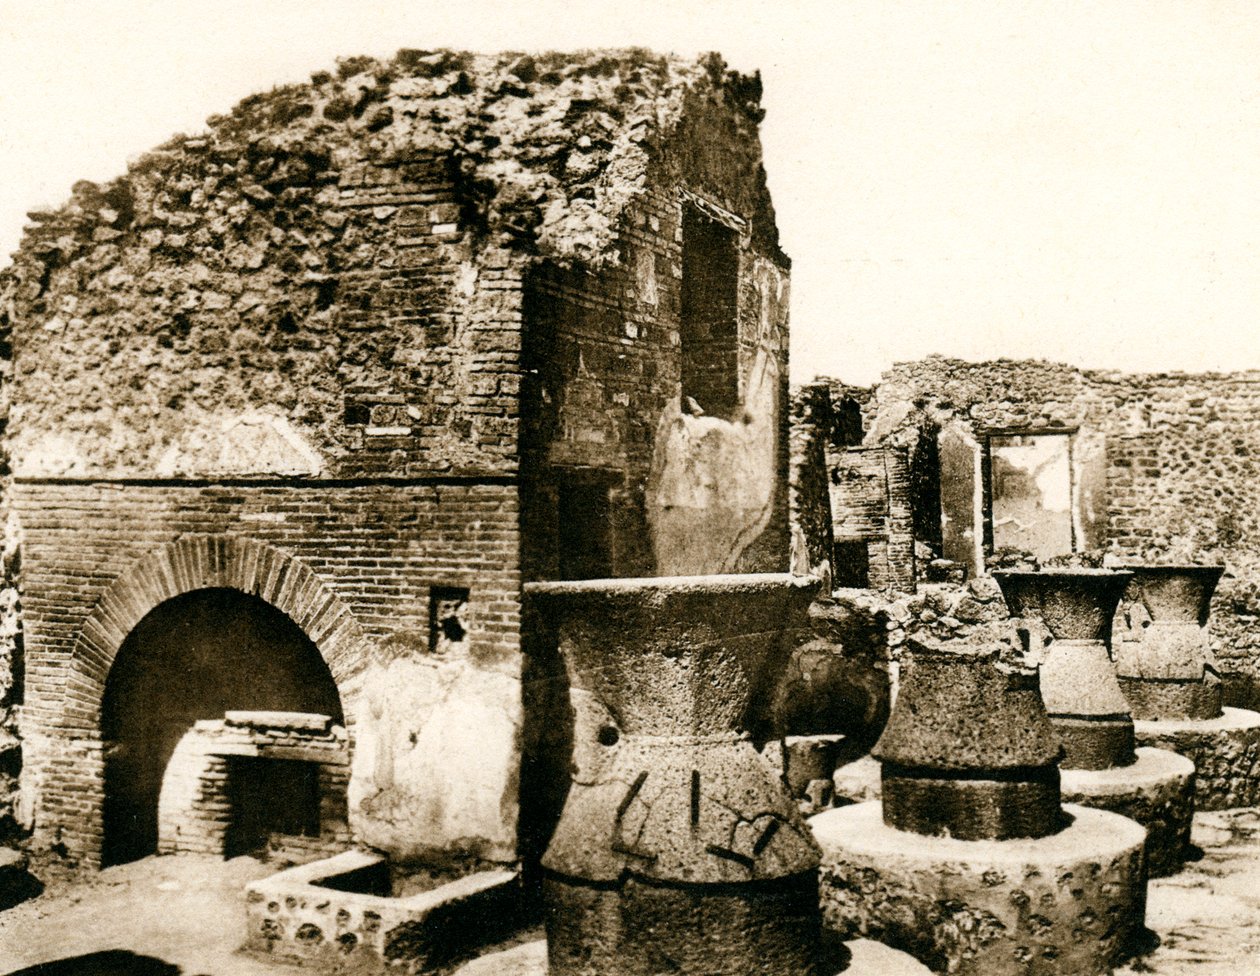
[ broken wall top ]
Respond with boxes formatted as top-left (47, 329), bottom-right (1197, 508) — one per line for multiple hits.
top-left (0, 49), bottom-right (783, 480)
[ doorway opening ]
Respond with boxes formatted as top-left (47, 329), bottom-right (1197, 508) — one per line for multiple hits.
top-left (100, 588), bottom-right (343, 866)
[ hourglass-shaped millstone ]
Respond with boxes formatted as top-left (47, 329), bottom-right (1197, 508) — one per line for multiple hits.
top-left (993, 569), bottom-right (1135, 771)
top-left (1114, 564), bottom-right (1225, 721)
top-left (524, 574), bottom-right (824, 976)
top-left (872, 642), bottom-right (1064, 840)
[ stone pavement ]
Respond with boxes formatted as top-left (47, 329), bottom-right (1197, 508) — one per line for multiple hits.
top-left (1117, 807), bottom-right (1260, 976)
top-left (1, 808), bottom-right (1258, 975)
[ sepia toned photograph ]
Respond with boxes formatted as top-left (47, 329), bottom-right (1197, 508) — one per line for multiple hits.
top-left (0, 2), bottom-right (1258, 973)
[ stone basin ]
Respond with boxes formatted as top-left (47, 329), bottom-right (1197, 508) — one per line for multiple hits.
top-left (243, 850), bottom-right (521, 972)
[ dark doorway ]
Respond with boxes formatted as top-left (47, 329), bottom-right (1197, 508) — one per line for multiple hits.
top-left (100, 588), bottom-right (343, 866)
top-left (557, 473), bottom-right (614, 580)
top-left (225, 757), bottom-right (321, 857)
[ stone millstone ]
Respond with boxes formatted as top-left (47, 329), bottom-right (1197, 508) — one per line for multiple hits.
top-left (872, 643), bottom-right (1064, 841)
top-left (525, 573), bottom-right (824, 976)
top-left (1114, 564), bottom-right (1225, 721)
top-left (994, 569), bottom-right (1136, 770)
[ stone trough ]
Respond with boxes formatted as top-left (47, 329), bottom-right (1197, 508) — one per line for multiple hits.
top-left (243, 849), bottom-right (520, 973)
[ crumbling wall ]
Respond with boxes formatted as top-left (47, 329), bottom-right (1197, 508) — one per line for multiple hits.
top-left (519, 59), bottom-right (791, 578)
top-left (3, 50), bottom-right (733, 481)
top-left (810, 356), bottom-right (1260, 704)
top-left (0, 274), bottom-right (18, 842)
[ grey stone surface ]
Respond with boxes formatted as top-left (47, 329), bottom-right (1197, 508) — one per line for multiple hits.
top-left (872, 643), bottom-right (1063, 840)
top-left (451, 936), bottom-right (936, 976)
top-left (528, 574), bottom-right (823, 975)
top-left (1135, 707), bottom-right (1260, 810)
top-left (813, 801), bottom-right (1148, 976)
top-left (1115, 565), bottom-right (1224, 721)
top-left (1060, 746), bottom-right (1195, 878)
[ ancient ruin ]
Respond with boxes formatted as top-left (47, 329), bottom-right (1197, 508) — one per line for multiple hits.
top-left (1115, 564), bottom-right (1226, 721)
top-left (0, 48), bottom-right (793, 881)
top-left (1, 37), bottom-right (1259, 976)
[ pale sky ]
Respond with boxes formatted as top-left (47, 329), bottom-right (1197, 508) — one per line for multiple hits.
top-left (1, 0), bottom-right (1257, 385)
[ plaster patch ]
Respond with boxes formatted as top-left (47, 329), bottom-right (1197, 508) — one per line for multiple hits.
top-left (348, 656), bottom-right (521, 864)
top-left (645, 346), bottom-right (779, 575)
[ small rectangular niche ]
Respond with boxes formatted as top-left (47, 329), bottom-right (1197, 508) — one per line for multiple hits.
top-left (833, 540), bottom-right (871, 589)
top-left (429, 586), bottom-right (471, 655)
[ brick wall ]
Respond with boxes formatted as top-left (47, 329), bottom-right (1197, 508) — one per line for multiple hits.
top-left (158, 712), bottom-right (350, 861)
top-left (12, 480), bottom-right (521, 864)
top-left (519, 80), bottom-right (791, 580)
top-left (0, 50), bottom-right (794, 867)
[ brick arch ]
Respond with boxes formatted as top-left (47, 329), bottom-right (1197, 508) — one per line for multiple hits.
top-left (73, 534), bottom-right (367, 727)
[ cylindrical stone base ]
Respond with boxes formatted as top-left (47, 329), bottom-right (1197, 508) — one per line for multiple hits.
top-left (543, 872), bottom-right (822, 976)
top-left (1119, 676), bottom-right (1222, 722)
top-left (1134, 706), bottom-right (1260, 810)
top-left (1060, 746), bottom-right (1195, 877)
top-left (812, 802), bottom-right (1147, 976)
top-left (881, 765), bottom-right (1062, 840)
top-left (1048, 714), bottom-right (1136, 771)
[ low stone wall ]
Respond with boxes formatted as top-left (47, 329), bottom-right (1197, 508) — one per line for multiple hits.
top-left (244, 849), bottom-right (521, 972)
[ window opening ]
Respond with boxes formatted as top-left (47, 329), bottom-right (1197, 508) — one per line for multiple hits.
top-left (679, 206), bottom-right (739, 419)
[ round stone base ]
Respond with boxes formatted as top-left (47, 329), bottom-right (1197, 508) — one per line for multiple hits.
top-left (1060, 746), bottom-right (1195, 877)
top-left (811, 802), bottom-right (1147, 976)
top-left (1134, 707), bottom-right (1260, 810)
top-left (543, 873), bottom-right (822, 976)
